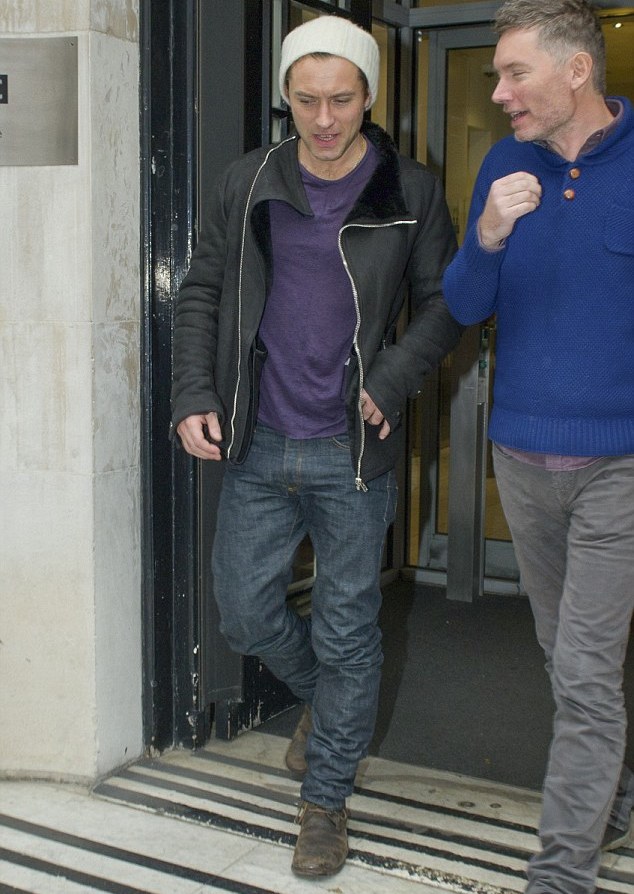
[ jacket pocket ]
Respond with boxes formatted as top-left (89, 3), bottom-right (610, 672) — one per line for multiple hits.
top-left (234, 341), bottom-right (268, 463)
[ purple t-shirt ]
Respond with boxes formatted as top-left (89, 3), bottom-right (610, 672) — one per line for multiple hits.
top-left (257, 141), bottom-right (378, 439)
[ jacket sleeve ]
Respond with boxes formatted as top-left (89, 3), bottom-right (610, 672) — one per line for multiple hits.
top-left (364, 173), bottom-right (464, 429)
top-left (442, 160), bottom-right (505, 325)
top-left (170, 172), bottom-right (230, 433)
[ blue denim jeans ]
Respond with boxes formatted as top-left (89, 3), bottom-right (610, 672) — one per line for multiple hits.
top-left (493, 446), bottom-right (634, 894)
top-left (212, 424), bottom-right (397, 809)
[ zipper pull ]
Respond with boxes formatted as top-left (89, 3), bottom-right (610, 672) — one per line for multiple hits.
top-left (355, 477), bottom-right (368, 493)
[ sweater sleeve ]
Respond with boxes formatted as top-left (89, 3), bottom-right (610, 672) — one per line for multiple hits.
top-left (442, 161), bottom-right (506, 325)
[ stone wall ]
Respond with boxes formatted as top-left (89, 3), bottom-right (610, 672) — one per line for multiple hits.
top-left (0, 0), bottom-right (142, 782)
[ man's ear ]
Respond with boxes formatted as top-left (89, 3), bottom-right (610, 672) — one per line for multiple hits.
top-left (570, 51), bottom-right (593, 90)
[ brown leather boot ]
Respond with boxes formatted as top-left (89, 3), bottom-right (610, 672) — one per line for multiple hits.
top-left (284, 704), bottom-right (311, 778)
top-left (291, 800), bottom-right (349, 877)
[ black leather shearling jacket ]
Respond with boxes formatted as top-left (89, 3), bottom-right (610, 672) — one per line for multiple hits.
top-left (171, 121), bottom-right (463, 487)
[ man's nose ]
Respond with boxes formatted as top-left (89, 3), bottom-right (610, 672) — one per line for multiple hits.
top-left (492, 79), bottom-right (509, 104)
top-left (315, 99), bottom-right (335, 126)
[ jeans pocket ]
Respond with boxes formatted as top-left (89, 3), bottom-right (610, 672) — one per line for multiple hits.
top-left (331, 433), bottom-right (351, 451)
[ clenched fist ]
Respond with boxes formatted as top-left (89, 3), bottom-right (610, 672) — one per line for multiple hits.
top-left (478, 171), bottom-right (542, 249)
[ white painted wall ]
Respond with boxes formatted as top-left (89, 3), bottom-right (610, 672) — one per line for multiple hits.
top-left (0, 0), bottom-right (142, 782)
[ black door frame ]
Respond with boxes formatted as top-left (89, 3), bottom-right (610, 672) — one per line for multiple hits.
top-left (140, 0), bottom-right (199, 752)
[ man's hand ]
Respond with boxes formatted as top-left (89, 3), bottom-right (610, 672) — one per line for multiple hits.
top-left (177, 412), bottom-right (224, 460)
top-left (478, 171), bottom-right (542, 249)
top-left (361, 389), bottom-right (391, 440)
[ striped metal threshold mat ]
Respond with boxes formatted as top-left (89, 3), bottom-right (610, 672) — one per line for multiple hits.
top-left (93, 731), bottom-right (634, 894)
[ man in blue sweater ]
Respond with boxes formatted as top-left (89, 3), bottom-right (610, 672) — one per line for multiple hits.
top-left (443, 2), bottom-right (634, 893)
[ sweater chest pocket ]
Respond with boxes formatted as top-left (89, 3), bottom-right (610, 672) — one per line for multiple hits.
top-left (604, 202), bottom-right (634, 256)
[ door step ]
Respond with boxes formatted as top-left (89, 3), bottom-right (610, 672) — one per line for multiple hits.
top-left (94, 731), bottom-right (634, 894)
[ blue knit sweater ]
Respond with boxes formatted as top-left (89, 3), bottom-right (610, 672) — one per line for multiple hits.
top-left (443, 97), bottom-right (634, 456)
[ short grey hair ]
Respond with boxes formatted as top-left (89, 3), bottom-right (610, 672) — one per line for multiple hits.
top-left (494, 0), bottom-right (606, 93)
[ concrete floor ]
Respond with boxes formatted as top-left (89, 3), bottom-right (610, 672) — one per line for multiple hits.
top-left (2, 730), bottom-right (633, 894)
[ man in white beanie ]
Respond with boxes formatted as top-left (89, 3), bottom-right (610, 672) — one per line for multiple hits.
top-left (172, 14), bottom-right (462, 877)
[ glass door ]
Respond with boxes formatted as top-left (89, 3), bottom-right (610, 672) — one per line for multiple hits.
top-left (408, 25), bottom-right (519, 600)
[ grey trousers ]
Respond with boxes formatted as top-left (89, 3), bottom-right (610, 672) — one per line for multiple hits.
top-left (493, 446), bottom-right (634, 894)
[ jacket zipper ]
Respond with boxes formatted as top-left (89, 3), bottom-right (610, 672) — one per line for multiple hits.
top-left (228, 143), bottom-right (417, 487)
top-left (227, 137), bottom-right (296, 460)
top-left (338, 220), bottom-right (417, 491)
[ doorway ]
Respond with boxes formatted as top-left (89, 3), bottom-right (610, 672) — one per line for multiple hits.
top-left (198, 0), bottom-right (634, 736)
top-left (141, 0), bottom-right (634, 751)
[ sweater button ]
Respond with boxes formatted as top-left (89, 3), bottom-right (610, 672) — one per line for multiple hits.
top-left (569, 167), bottom-right (581, 179)
top-left (563, 188), bottom-right (576, 200)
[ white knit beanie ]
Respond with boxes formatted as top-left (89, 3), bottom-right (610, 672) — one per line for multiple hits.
top-left (279, 16), bottom-right (379, 107)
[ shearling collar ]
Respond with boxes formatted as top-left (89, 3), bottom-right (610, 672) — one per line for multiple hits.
top-left (353, 120), bottom-right (409, 220)
top-left (252, 120), bottom-right (410, 223)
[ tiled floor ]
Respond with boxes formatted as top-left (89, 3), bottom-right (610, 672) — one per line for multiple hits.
top-left (1, 731), bottom-right (633, 894)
